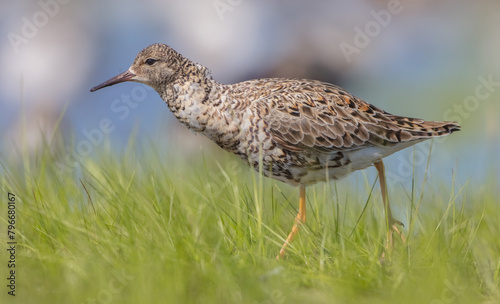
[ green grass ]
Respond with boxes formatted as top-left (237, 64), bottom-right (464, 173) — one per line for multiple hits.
top-left (0, 138), bottom-right (499, 304)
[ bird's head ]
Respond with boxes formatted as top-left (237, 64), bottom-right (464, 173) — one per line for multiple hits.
top-left (91, 43), bottom-right (183, 93)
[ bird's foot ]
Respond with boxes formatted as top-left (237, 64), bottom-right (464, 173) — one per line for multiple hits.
top-left (380, 219), bottom-right (406, 263)
top-left (389, 219), bottom-right (406, 244)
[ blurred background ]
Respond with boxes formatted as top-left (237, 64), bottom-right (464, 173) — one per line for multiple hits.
top-left (0, 0), bottom-right (499, 187)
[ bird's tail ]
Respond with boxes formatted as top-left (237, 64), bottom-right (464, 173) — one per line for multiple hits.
top-left (388, 115), bottom-right (461, 140)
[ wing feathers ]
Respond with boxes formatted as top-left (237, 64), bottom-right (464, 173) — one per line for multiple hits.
top-left (261, 80), bottom-right (460, 153)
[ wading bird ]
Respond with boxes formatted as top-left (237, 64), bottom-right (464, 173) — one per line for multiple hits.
top-left (91, 44), bottom-right (460, 258)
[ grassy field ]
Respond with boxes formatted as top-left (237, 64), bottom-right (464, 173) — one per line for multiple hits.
top-left (0, 139), bottom-right (499, 304)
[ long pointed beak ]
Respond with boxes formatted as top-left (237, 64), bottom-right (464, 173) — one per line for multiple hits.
top-left (90, 70), bottom-right (136, 92)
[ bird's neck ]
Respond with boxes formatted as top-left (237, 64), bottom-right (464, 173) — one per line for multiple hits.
top-left (158, 60), bottom-right (242, 152)
top-left (159, 60), bottom-right (216, 130)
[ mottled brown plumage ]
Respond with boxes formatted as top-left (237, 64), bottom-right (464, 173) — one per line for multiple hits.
top-left (91, 43), bottom-right (460, 258)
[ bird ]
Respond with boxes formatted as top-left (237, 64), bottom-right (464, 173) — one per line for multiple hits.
top-left (91, 43), bottom-right (460, 259)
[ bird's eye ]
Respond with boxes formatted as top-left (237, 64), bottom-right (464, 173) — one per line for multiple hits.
top-left (145, 58), bottom-right (158, 66)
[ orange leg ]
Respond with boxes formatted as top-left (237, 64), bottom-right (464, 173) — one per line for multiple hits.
top-left (277, 186), bottom-right (306, 259)
top-left (373, 160), bottom-right (406, 251)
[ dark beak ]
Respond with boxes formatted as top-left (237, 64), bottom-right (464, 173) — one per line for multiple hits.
top-left (90, 70), bottom-right (136, 92)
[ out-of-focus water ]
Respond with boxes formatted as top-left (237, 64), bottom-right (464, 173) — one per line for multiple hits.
top-left (1, 0), bottom-right (498, 186)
